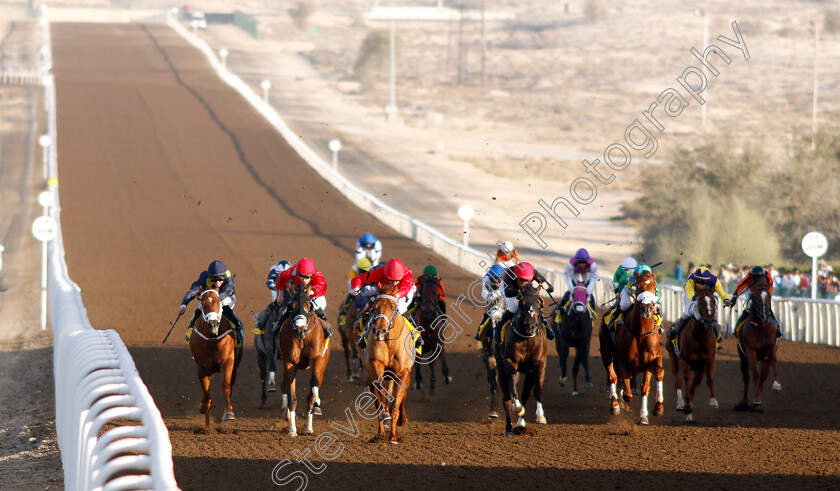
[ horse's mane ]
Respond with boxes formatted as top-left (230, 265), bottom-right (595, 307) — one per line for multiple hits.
top-left (379, 283), bottom-right (399, 297)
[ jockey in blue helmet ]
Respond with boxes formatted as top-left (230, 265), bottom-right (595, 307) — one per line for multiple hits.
top-left (473, 264), bottom-right (506, 340)
top-left (355, 232), bottom-right (383, 266)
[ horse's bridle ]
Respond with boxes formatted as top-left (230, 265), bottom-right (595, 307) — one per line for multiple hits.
top-left (624, 288), bottom-right (658, 337)
top-left (368, 294), bottom-right (400, 341)
top-left (511, 293), bottom-right (542, 339)
top-left (749, 287), bottom-right (772, 326)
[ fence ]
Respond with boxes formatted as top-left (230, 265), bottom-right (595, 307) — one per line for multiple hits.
top-left (40, 7), bottom-right (179, 490)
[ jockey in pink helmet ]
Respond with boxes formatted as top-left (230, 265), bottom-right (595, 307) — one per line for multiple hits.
top-left (493, 261), bottom-right (555, 343)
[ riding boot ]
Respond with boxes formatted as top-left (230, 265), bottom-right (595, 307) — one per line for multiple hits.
top-left (273, 307), bottom-right (292, 336)
top-left (713, 322), bottom-right (722, 348)
top-left (223, 306), bottom-right (244, 346)
top-left (315, 308), bottom-right (334, 338)
top-left (772, 312), bottom-right (782, 338)
top-left (356, 311), bottom-right (371, 349)
top-left (495, 310), bottom-right (514, 344)
top-left (474, 312), bottom-right (489, 340)
top-left (668, 316), bottom-right (690, 342)
top-left (185, 308), bottom-right (200, 342)
top-left (543, 316), bottom-right (555, 341)
top-left (607, 308), bottom-right (624, 333)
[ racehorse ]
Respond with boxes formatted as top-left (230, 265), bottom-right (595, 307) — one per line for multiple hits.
top-left (413, 275), bottom-right (451, 395)
top-left (665, 290), bottom-right (718, 422)
top-left (494, 284), bottom-right (549, 435)
top-left (361, 284), bottom-right (415, 444)
top-left (735, 281), bottom-right (781, 410)
top-left (550, 283), bottom-right (593, 395)
top-left (337, 295), bottom-right (364, 381)
top-left (189, 285), bottom-right (243, 428)
top-left (254, 290), bottom-right (290, 407)
top-left (278, 287), bottom-right (331, 437)
top-left (478, 289), bottom-right (505, 419)
top-left (599, 270), bottom-right (664, 424)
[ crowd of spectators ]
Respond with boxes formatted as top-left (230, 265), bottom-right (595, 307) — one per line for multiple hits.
top-left (668, 260), bottom-right (840, 300)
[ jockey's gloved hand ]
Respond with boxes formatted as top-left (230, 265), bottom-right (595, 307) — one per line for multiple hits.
top-left (179, 305), bottom-right (187, 315)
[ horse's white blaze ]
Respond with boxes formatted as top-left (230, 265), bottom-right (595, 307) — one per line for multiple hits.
top-left (306, 414), bottom-right (314, 434)
top-left (637, 291), bottom-right (655, 304)
top-left (535, 402), bottom-right (544, 419)
top-left (761, 291), bottom-right (767, 302)
top-left (704, 295), bottom-right (712, 314)
top-left (640, 395), bottom-right (649, 419)
top-left (289, 411), bottom-right (297, 436)
top-left (656, 380), bottom-right (664, 404)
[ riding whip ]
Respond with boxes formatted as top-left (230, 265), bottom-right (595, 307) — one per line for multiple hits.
top-left (162, 311), bottom-right (184, 344)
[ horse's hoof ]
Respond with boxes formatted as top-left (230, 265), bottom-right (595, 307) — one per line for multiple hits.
top-left (430, 386), bottom-right (436, 396)
top-left (347, 376), bottom-right (353, 382)
top-left (772, 381), bottom-right (782, 393)
top-left (311, 406), bottom-right (322, 416)
top-left (267, 382), bottom-right (276, 393)
top-left (487, 410), bottom-right (499, 419)
top-left (515, 417), bottom-right (526, 428)
top-left (306, 428), bottom-right (314, 435)
top-left (388, 440), bottom-right (399, 445)
top-left (654, 403), bottom-right (664, 417)
top-left (685, 414), bottom-right (694, 424)
top-left (559, 376), bottom-right (567, 387)
top-left (536, 415), bottom-right (547, 424)
top-left (753, 399), bottom-right (763, 407)
top-left (572, 390), bottom-right (580, 396)
top-left (585, 381), bottom-right (593, 388)
top-left (676, 404), bottom-right (685, 412)
top-left (709, 398), bottom-right (719, 409)
top-left (414, 381), bottom-right (421, 390)
top-left (610, 405), bottom-right (620, 416)
top-left (505, 431), bottom-right (514, 437)
top-left (223, 412), bottom-right (235, 421)
top-left (445, 376), bottom-right (452, 384)
top-left (639, 416), bottom-right (649, 425)
top-left (379, 413), bottom-right (392, 423)
top-left (289, 432), bottom-right (297, 438)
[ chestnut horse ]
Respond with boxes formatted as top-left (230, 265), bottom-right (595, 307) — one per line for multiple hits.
top-left (361, 284), bottom-right (415, 444)
top-left (189, 286), bottom-right (243, 428)
top-left (666, 290), bottom-right (718, 422)
top-left (549, 283), bottom-right (593, 395)
top-left (413, 275), bottom-right (451, 394)
top-left (494, 284), bottom-right (549, 435)
top-left (599, 270), bottom-right (664, 424)
top-left (735, 281), bottom-right (781, 410)
top-left (278, 287), bottom-right (331, 437)
top-left (478, 289), bottom-right (505, 419)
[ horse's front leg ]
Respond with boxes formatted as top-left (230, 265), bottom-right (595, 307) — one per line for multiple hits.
top-left (706, 356), bottom-right (718, 409)
top-left (756, 355), bottom-right (771, 407)
top-left (749, 351), bottom-right (762, 407)
top-left (197, 367), bottom-right (212, 428)
top-left (572, 342), bottom-right (584, 395)
top-left (285, 363), bottom-right (298, 437)
top-left (368, 361), bottom-right (390, 438)
top-left (638, 370), bottom-right (652, 425)
top-left (558, 337), bottom-right (570, 387)
top-left (605, 361), bottom-right (620, 415)
top-left (676, 361), bottom-right (689, 412)
top-left (684, 367), bottom-right (704, 423)
top-left (221, 358), bottom-right (236, 425)
top-left (414, 363), bottom-right (422, 391)
top-left (257, 348), bottom-right (268, 407)
top-left (440, 348), bottom-right (451, 384)
top-left (534, 359), bottom-right (547, 424)
top-left (653, 356), bottom-right (664, 417)
top-left (509, 367), bottom-right (524, 417)
top-left (770, 348), bottom-right (782, 393)
top-left (388, 368), bottom-right (410, 444)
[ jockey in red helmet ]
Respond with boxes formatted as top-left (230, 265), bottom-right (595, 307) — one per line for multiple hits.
top-left (493, 261), bottom-right (554, 343)
top-left (271, 258), bottom-right (333, 338)
top-left (351, 258), bottom-right (419, 350)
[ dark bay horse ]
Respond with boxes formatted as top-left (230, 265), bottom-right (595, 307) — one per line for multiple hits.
top-left (666, 290), bottom-right (718, 422)
top-left (413, 276), bottom-right (451, 395)
top-left (254, 290), bottom-right (291, 407)
top-left (550, 283), bottom-right (593, 395)
top-left (599, 271), bottom-right (664, 424)
top-left (494, 285), bottom-right (549, 435)
top-left (278, 288), bottom-right (331, 437)
top-left (735, 282), bottom-right (781, 410)
top-left (337, 294), bottom-right (364, 381)
top-left (478, 290), bottom-right (505, 419)
top-left (189, 286), bottom-right (243, 428)
top-left (361, 284), bottom-right (415, 444)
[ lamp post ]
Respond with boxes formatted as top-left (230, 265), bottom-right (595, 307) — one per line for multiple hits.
top-left (38, 134), bottom-right (50, 180)
top-left (328, 139), bottom-right (342, 170)
top-left (695, 9), bottom-right (709, 132)
top-left (219, 48), bottom-right (228, 68)
top-left (33, 190), bottom-right (57, 331)
top-left (809, 20), bottom-right (818, 151)
top-left (260, 79), bottom-right (271, 104)
top-left (458, 205), bottom-right (474, 247)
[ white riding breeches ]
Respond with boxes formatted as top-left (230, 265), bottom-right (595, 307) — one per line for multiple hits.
top-left (681, 294), bottom-right (696, 319)
top-left (311, 295), bottom-right (327, 311)
top-left (619, 288), bottom-right (633, 311)
top-left (396, 285), bottom-right (416, 314)
top-left (222, 294), bottom-right (236, 309)
top-left (504, 295), bottom-right (519, 313)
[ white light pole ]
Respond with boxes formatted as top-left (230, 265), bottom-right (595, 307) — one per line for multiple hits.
top-left (802, 231), bottom-right (828, 300)
top-left (386, 0), bottom-right (398, 121)
top-left (695, 9), bottom-right (709, 132)
top-left (260, 79), bottom-right (271, 104)
top-left (38, 134), bottom-right (51, 180)
top-left (33, 192), bottom-right (57, 331)
top-left (328, 139), bottom-right (342, 170)
top-left (809, 20), bottom-right (818, 151)
top-left (219, 48), bottom-right (229, 68)
top-left (458, 205), bottom-right (474, 247)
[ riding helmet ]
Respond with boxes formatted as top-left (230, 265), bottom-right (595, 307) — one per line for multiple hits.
top-left (620, 257), bottom-right (637, 271)
top-left (634, 264), bottom-right (652, 275)
top-left (359, 232), bottom-right (377, 248)
top-left (487, 264), bottom-right (505, 279)
top-left (207, 260), bottom-right (227, 277)
top-left (357, 258), bottom-right (372, 272)
top-left (513, 262), bottom-right (535, 282)
top-left (423, 265), bottom-right (438, 277)
top-left (384, 258), bottom-right (405, 280)
top-left (296, 258), bottom-right (316, 275)
top-left (749, 265), bottom-right (766, 278)
top-left (574, 248), bottom-right (590, 262)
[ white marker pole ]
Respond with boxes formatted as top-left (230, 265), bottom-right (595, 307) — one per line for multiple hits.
top-left (458, 205), bottom-right (474, 248)
top-left (32, 209), bottom-right (57, 331)
top-left (260, 79), bottom-right (271, 104)
top-left (801, 231), bottom-right (828, 300)
top-left (328, 139), bottom-right (342, 170)
top-left (219, 48), bottom-right (228, 69)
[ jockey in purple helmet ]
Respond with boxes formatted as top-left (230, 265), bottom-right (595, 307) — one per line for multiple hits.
top-left (560, 248), bottom-right (598, 311)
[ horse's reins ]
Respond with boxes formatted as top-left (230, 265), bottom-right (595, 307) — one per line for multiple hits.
top-left (624, 287), bottom-right (658, 337)
top-left (368, 294), bottom-right (402, 340)
top-left (196, 288), bottom-right (232, 341)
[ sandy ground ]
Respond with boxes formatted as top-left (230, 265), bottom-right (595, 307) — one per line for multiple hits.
top-left (0, 19), bottom-right (63, 490)
top-left (52, 22), bottom-right (840, 491)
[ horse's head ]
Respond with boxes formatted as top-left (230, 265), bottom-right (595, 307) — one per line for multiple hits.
top-left (419, 276), bottom-right (440, 318)
top-left (516, 285), bottom-right (544, 336)
top-left (694, 290), bottom-right (717, 327)
top-left (199, 287), bottom-right (222, 336)
top-left (370, 284), bottom-right (399, 342)
top-left (634, 271), bottom-right (658, 319)
top-left (568, 283), bottom-right (590, 320)
top-left (749, 284), bottom-right (772, 325)
top-left (288, 287), bottom-right (313, 340)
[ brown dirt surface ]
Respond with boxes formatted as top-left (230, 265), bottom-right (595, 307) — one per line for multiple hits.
top-left (53, 23), bottom-right (840, 491)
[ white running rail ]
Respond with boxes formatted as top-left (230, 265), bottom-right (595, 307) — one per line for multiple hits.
top-left (167, 14), bottom-right (840, 348)
top-left (40, 7), bottom-right (179, 490)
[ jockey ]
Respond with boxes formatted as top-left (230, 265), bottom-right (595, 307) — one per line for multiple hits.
top-left (612, 257), bottom-right (638, 297)
top-left (407, 264), bottom-right (447, 317)
top-left (667, 266), bottom-right (730, 347)
top-left (731, 265), bottom-right (782, 339)
top-left (180, 260), bottom-right (244, 347)
top-left (607, 264), bottom-right (662, 332)
top-left (495, 240), bottom-right (520, 268)
top-left (473, 264), bottom-right (506, 340)
top-left (257, 260), bottom-right (292, 392)
top-left (339, 257), bottom-right (374, 327)
top-left (560, 248), bottom-right (598, 310)
top-left (351, 258), bottom-right (418, 350)
top-left (355, 232), bottom-right (383, 266)
top-left (266, 260), bottom-right (293, 302)
top-left (494, 261), bottom-right (555, 343)
top-left (272, 258), bottom-right (333, 338)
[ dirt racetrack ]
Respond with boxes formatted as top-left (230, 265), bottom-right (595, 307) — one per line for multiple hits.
top-left (52, 23), bottom-right (840, 490)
